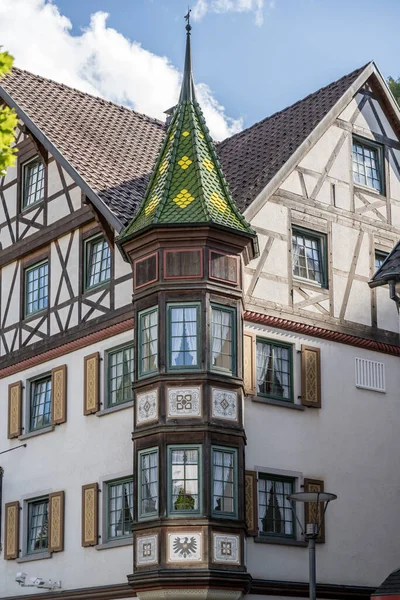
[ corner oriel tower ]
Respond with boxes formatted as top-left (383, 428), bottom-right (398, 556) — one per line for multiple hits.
top-left (119, 15), bottom-right (258, 600)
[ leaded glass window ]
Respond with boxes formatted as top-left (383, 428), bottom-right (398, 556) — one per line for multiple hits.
top-left (23, 158), bottom-right (45, 208)
top-left (168, 304), bottom-right (199, 369)
top-left (139, 307), bottom-right (158, 376)
top-left (139, 448), bottom-right (158, 519)
top-left (85, 236), bottom-right (111, 289)
top-left (25, 261), bottom-right (49, 317)
top-left (211, 305), bottom-right (235, 374)
top-left (352, 139), bottom-right (382, 192)
top-left (258, 475), bottom-right (294, 537)
top-left (30, 375), bottom-right (52, 431)
top-left (169, 446), bottom-right (201, 515)
top-left (292, 229), bottom-right (325, 285)
top-left (212, 447), bottom-right (237, 517)
top-left (256, 339), bottom-right (292, 402)
top-left (107, 479), bottom-right (133, 540)
top-left (108, 345), bottom-right (134, 406)
top-left (27, 498), bottom-right (49, 553)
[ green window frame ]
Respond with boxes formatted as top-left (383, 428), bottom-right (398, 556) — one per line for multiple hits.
top-left (25, 260), bottom-right (49, 317)
top-left (106, 478), bottom-right (134, 541)
top-left (375, 250), bottom-right (388, 271)
top-left (352, 137), bottom-right (384, 193)
top-left (211, 446), bottom-right (238, 519)
top-left (84, 234), bottom-right (111, 291)
top-left (210, 304), bottom-right (236, 375)
top-left (168, 445), bottom-right (202, 517)
top-left (27, 497), bottom-right (49, 554)
top-left (167, 302), bottom-right (201, 371)
top-left (22, 157), bottom-right (45, 209)
top-left (138, 306), bottom-right (158, 378)
top-left (258, 474), bottom-right (295, 538)
top-left (107, 344), bottom-right (134, 407)
top-left (256, 338), bottom-right (293, 403)
top-left (292, 226), bottom-right (327, 287)
top-left (30, 374), bottom-right (52, 431)
top-left (138, 448), bottom-right (159, 520)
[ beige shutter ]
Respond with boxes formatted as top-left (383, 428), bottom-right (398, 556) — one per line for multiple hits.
top-left (82, 483), bottom-right (98, 547)
top-left (304, 478), bottom-right (325, 543)
top-left (301, 345), bottom-right (321, 408)
top-left (8, 381), bottom-right (22, 439)
top-left (245, 471), bottom-right (258, 536)
top-left (48, 491), bottom-right (65, 552)
top-left (52, 365), bottom-right (67, 425)
top-left (4, 501), bottom-right (20, 560)
top-left (84, 353), bottom-right (99, 415)
top-left (243, 332), bottom-right (256, 395)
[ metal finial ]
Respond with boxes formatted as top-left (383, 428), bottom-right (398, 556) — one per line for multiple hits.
top-left (184, 7), bottom-right (191, 32)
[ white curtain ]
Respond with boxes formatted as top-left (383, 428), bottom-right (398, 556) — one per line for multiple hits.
top-left (29, 503), bottom-right (48, 552)
top-left (213, 451), bottom-right (224, 511)
top-left (212, 309), bottom-right (222, 366)
top-left (142, 453), bottom-right (158, 513)
top-left (185, 308), bottom-right (197, 365)
top-left (257, 342), bottom-right (271, 391)
top-left (292, 235), bottom-right (301, 274)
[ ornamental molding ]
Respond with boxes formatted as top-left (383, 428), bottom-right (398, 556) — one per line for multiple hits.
top-left (212, 533), bottom-right (240, 564)
top-left (136, 534), bottom-right (158, 566)
top-left (167, 387), bottom-right (201, 418)
top-left (137, 591), bottom-right (243, 600)
top-left (167, 532), bottom-right (202, 562)
top-left (211, 388), bottom-right (238, 421)
top-left (137, 389), bottom-right (158, 424)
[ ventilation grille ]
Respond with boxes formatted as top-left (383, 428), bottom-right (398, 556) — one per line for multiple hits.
top-left (355, 358), bottom-right (386, 392)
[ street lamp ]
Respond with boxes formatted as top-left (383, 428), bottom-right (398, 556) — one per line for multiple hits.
top-left (287, 491), bottom-right (337, 600)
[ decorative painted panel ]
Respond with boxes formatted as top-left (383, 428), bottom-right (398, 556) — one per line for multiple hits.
top-left (137, 389), bottom-right (158, 424)
top-left (211, 388), bottom-right (238, 421)
top-left (212, 533), bottom-right (240, 564)
top-left (167, 532), bottom-right (202, 562)
top-left (136, 534), bottom-right (158, 566)
top-left (167, 387), bottom-right (201, 418)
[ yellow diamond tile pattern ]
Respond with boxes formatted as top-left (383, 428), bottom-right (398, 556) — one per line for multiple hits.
top-left (173, 189), bottom-right (195, 209)
top-left (178, 155), bottom-right (192, 170)
top-left (182, 130), bottom-right (190, 137)
top-left (145, 195), bottom-right (159, 216)
top-left (203, 158), bottom-right (214, 172)
top-left (159, 160), bottom-right (168, 174)
top-left (210, 191), bottom-right (227, 213)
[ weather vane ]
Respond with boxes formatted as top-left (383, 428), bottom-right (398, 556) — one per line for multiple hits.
top-left (184, 7), bottom-right (191, 32)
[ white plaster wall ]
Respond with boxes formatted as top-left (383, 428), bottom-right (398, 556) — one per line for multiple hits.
top-left (0, 329), bottom-right (135, 597)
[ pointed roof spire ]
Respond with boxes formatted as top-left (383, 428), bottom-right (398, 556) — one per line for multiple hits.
top-left (180, 8), bottom-right (196, 103)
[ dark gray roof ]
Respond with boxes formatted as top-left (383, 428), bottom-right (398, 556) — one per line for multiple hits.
top-left (372, 568), bottom-right (400, 596)
top-left (370, 240), bottom-right (400, 287)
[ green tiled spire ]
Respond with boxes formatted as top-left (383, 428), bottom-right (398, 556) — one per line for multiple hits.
top-left (120, 20), bottom-right (255, 239)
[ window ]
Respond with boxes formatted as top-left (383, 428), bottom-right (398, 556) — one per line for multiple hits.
top-left (138, 448), bottom-right (158, 520)
top-left (375, 251), bottom-right (388, 271)
top-left (256, 339), bottom-right (293, 402)
top-left (138, 307), bottom-right (158, 377)
top-left (352, 138), bottom-right (383, 193)
top-left (211, 447), bottom-right (237, 518)
top-left (107, 345), bottom-right (134, 406)
top-left (292, 228), bottom-right (326, 286)
top-left (27, 497), bottom-right (49, 554)
top-left (258, 475), bottom-right (294, 537)
top-left (211, 305), bottom-right (236, 374)
top-left (25, 260), bottom-right (49, 317)
top-left (22, 157), bottom-right (45, 209)
top-left (168, 446), bottom-right (201, 516)
top-left (30, 374), bottom-right (52, 431)
top-left (85, 235), bottom-right (111, 290)
top-left (167, 303), bottom-right (200, 370)
top-left (106, 478), bottom-right (133, 541)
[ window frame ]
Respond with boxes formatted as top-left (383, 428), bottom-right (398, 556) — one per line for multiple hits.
top-left (24, 259), bottom-right (49, 318)
top-left (138, 306), bottom-right (159, 379)
top-left (258, 473), bottom-right (295, 539)
top-left (375, 250), bottom-right (389, 272)
top-left (28, 372), bottom-right (52, 433)
top-left (352, 135), bottom-right (385, 195)
top-left (256, 337), bottom-right (294, 403)
top-left (22, 156), bottom-right (45, 210)
top-left (104, 477), bottom-right (134, 543)
top-left (83, 234), bottom-right (111, 292)
top-left (106, 343), bottom-right (134, 408)
top-left (167, 444), bottom-right (202, 517)
top-left (210, 304), bottom-right (236, 376)
top-left (26, 496), bottom-right (49, 555)
top-left (292, 226), bottom-right (327, 288)
top-left (166, 302), bottom-right (201, 372)
top-left (138, 447), bottom-right (159, 521)
top-left (211, 445), bottom-right (238, 519)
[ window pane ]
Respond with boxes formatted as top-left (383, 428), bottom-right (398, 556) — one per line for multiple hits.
top-left (108, 479), bottom-right (133, 539)
top-left (170, 448), bottom-right (200, 512)
top-left (352, 140), bottom-right (382, 192)
top-left (212, 449), bottom-right (236, 515)
top-left (211, 307), bottom-right (234, 372)
top-left (292, 231), bottom-right (322, 283)
top-left (140, 450), bottom-right (158, 517)
top-left (30, 376), bottom-right (52, 431)
top-left (258, 476), bottom-right (294, 536)
top-left (86, 237), bottom-right (111, 288)
top-left (140, 308), bottom-right (158, 375)
top-left (23, 159), bottom-right (45, 208)
top-left (108, 346), bottom-right (134, 406)
top-left (375, 251), bottom-right (388, 271)
top-left (169, 305), bottom-right (199, 368)
top-left (257, 341), bottom-right (292, 400)
top-left (27, 499), bottom-right (49, 553)
top-left (25, 261), bottom-right (49, 316)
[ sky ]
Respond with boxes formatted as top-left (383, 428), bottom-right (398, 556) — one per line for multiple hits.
top-left (0, 0), bottom-right (399, 141)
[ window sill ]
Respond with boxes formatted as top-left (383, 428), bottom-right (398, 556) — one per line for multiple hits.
top-left (17, 552), bottom-right (52, 563)
top-left (96, 401), bottom-right (134, 417)
top-left (19, 425), bottom-right (54, 440)
top-left (354, 183), bottom-right (384, 198)
top-left (23, 309), bottom-right (49, 324)
top-left (95, 537), bottom-right (133, 551)
top-left (254, 536), bottom-right (307, 548)
top-left (293, 277), bottom-right (327, 291)
top-left (251, 396), bottom-right (305, 411)
top-left (83, 281), bottom-right (110, 296)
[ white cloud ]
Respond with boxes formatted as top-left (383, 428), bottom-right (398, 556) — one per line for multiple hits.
top-left (192, 0), bottom-right (267, 26)
top-left (0, 0), bottom-right (242, 140)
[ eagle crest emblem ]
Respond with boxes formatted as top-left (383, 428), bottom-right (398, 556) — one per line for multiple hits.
top-left (173, 536), bottom-right (197, 558)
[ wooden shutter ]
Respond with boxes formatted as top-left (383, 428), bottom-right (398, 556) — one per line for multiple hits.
top-left (84, 353), bottom-right (99, 415)
top-left (304, 478), bottom-right (325, 543)
top-left (245, 471), bottom-right (258, 536)
top-left (4, 501), bottom-right (19, 559)
top-left (8, 381), bottom-right (22, 439)
top-left (243, 332), bottom-right (256, 395)
top-left (301, 345), bottom-right (321, 408)
top-left (48, 491), bottom-right (65, 552)
top-left (52, 365), bottom-right (67, 425)
top-left (82, 483), bottom-right (98, 547)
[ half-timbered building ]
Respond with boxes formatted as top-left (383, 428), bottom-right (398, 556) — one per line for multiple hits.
top-left (0, 22), bottom-right (400, 600)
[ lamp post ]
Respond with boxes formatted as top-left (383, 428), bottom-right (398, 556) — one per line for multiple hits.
top-left (287, 491), bottom-right (337, 600)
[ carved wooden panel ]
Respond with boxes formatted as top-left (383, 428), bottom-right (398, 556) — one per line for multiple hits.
top-left (8, 381), bottom-right (22, 439)
top-left (164, 248), bottom-right (203, 279)
top-left (243, 331), bottom-right (256, 396)
top-left (304, 478), bottom-right (325, 543)
top-left (4, 501), bottom-right (20, 559)
top-left (245, 471), bottom-right (258, 536)
top-left (48, 491), bottom-right (65, 552)
top-left (84, 353), bottom-right (99, 415)
top-left (301, 345), bottom-right (321, 408)
top-left (52, 365), bottom-right (67, 424)
top-left (81, 483), bottom-right (98, 547)
top-left (209, 250), bottom-right (239, 284)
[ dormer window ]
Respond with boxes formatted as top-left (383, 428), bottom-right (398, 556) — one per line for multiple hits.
top-left (22, 157), bottom-right (45, 209)
top-left (352, 138), bottom-right (383, 193)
